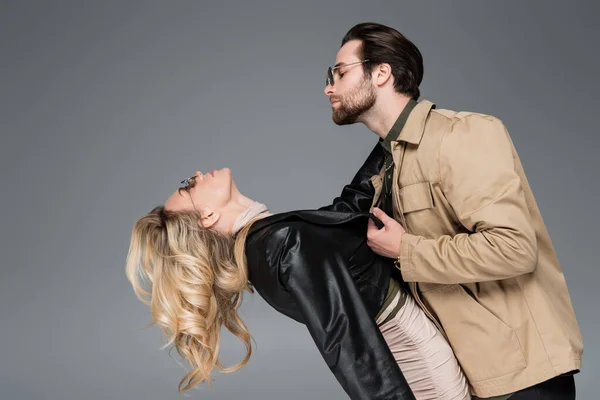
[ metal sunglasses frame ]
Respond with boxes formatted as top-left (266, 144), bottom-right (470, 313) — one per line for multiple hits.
top-left (326, 59), bottom-right (369, 86)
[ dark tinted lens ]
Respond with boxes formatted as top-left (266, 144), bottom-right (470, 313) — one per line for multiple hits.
top-left (327, 67), bottom-right (334, 86)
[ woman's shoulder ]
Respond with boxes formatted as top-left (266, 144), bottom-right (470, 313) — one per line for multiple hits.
top-left (249, 220), bottom-right (321, 250)
top-left (248, 220), bottom-right (340, 268)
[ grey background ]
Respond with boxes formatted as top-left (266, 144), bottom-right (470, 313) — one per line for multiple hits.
top-left (1, 1), bottom-right (598, 399)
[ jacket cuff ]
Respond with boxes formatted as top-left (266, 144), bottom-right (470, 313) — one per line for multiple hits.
top-left (399, 233), bottom-right (419, 282)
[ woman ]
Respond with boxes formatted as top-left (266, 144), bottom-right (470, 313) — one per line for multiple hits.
top-left (125, 167), bottom-right (470, 400)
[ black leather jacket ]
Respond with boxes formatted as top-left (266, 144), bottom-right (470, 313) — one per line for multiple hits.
top-left (246, 210), bottom-right (414, 400)
top-left (244, 142), bottom-right (414, 400)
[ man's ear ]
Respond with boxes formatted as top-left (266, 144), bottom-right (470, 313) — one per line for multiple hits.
top-left (373, 63), bottom-right (393, 87)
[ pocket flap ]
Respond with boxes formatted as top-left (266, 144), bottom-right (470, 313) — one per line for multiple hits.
top-left (399, 182), bottom-right (434, 213)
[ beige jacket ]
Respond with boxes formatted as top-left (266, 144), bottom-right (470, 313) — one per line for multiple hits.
top-left (369, 100), bottom-right (583, 398)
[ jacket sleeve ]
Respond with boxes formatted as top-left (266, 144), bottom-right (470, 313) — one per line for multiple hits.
top-left (319, 142), bottom-right (386, 213)
top-left (399, 114), bottom-right (538, 284)
top-left (276, 226), bottom-right (415, 400)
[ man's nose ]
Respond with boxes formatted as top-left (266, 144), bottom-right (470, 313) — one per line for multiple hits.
top-left (324, 83), bottom-right (334, 96)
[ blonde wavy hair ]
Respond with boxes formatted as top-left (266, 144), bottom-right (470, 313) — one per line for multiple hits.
top-left (125, 205), bottom-right (257, 394)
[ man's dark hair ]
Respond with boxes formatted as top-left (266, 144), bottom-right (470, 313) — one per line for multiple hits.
top-left (342, 23), bottom-right (423, 99)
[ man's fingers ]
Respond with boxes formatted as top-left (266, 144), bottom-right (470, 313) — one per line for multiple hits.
top-left (372, 207), bottom-right (394, 225)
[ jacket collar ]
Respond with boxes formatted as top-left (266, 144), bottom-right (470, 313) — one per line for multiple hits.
top-left (396, 99), bottom-right (436, 145)
top-left (247, 210), bottom-right (383, 236)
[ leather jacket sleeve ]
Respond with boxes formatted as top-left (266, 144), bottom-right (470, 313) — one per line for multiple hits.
top-left (276, 225), bottom-right (415, 400)
top-left (319, 142), bottom-right (386, 213)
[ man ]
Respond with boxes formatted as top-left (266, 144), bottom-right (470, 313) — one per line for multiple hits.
top-left (320, 22), bottom-right (582, 400)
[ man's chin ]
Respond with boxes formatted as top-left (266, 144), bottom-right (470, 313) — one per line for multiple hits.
top-left (332, 112), bottom-right (359, 126)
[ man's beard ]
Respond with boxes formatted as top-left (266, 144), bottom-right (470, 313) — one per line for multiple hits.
top-left (332, 77), bottom-right (377, 125)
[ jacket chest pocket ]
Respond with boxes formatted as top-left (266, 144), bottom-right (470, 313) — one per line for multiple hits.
top-left (396, 181), bottom-right (437, 235)
top-left (398, 181), bottom-right (434, 214)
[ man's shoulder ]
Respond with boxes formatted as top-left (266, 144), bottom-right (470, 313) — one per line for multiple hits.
top-left (430, 107), bottom-right (502, 125)
top-left (419, 104), bottom-right (505, 139)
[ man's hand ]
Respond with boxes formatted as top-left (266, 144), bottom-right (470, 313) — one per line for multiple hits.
top-left (367, 207), bottom-right (406, 259)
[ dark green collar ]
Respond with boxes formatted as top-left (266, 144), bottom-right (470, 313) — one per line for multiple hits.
top-left (380, 98), bottom-right (418, 153)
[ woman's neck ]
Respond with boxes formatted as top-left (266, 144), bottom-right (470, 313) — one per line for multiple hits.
top-left (230, 201), bottom-right (272, 236)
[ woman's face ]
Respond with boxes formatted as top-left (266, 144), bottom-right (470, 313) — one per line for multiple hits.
top-left (164, 168), bottom-right (235, 223)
